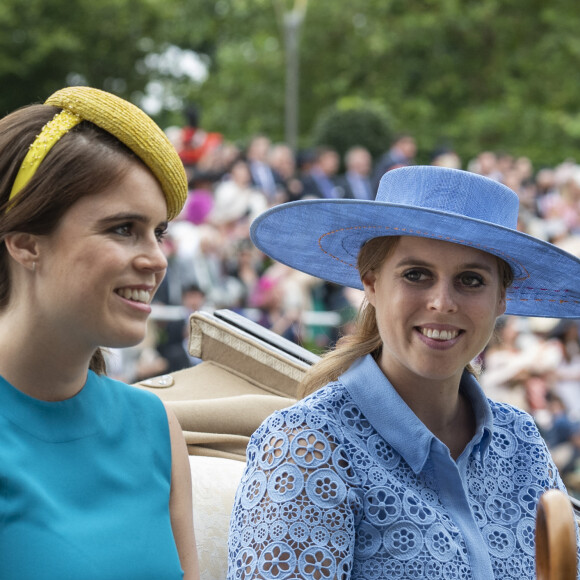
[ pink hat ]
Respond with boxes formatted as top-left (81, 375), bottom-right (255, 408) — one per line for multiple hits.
top-left (185, 190), bottom-right (214, 225)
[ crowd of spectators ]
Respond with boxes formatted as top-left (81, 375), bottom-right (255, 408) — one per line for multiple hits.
top-left (106, 119), bottom-right (580, 497)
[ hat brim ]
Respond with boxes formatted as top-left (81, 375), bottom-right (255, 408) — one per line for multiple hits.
top-left (250, 198), bottom-right (580, 319)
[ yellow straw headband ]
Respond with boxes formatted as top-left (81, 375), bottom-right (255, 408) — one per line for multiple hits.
top-left (9, 86), bottom-right (187, 220)
top-left (9, 110), bottom-right (82, 200)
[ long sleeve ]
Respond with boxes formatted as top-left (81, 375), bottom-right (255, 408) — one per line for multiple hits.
top-left (227, 406), bottom-right (360, 579)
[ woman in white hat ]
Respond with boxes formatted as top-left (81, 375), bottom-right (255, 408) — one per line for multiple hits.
top-left (0, 88), bottom-right (198, 579)
top-left (227, 166), bottom-right (580, 578)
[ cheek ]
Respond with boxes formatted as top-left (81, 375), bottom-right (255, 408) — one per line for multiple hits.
top-left (49, 247), bottom-right (118, 294)
top-left (475, 299), bottom-right (502, 336)
top-left (372, 283), bottom-right (414, 325)
top-left (155, 269), bottom-right (166, 285)
top-left (54, 252), bottom-right (99, 281)
top-left (373, 300), bottom-right (400, 337)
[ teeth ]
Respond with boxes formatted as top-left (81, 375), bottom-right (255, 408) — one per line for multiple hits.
top-left (420, 328), bottom-right (459, 340)
top-left (117, 288), bottom-right (151, 303)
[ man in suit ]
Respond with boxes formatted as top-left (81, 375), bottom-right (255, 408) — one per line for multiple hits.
top-left (372, 133), bottom-right (417, 191)
top-left (300, 146), bottom-right (342, 199)
top-left (246, 135), bottom-right (282, 202)
top-left (336, 146), bottom-right (374, 200)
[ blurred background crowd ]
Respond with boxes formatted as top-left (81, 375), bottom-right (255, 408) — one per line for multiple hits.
top-left (104, 122), bottom-right (580, 498)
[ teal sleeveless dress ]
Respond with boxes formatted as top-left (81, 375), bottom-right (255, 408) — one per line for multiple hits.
top-left (0, 370), bottom-right (183, 580)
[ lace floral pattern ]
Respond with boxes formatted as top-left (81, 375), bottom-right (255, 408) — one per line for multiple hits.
top-left (228, 379), bottom-right (576, 579)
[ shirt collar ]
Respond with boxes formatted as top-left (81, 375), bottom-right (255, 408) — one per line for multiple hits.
top-left (340, 355), bottom-right (493, 473)
top-left (461, 370), bottom-right (493, 465)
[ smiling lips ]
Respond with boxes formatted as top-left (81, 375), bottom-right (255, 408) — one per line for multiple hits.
top-left (418, 327), bottom-right (460, 341)
top-left (115, 288), bottom-right (153, 304)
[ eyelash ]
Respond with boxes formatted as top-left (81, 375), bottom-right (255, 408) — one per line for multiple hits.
top-left (403, 268), bottom-right (485, 288)
top-left (155, 228), bottom-right (168, 243)
top-left (112, 223), bottom-right (168, 243)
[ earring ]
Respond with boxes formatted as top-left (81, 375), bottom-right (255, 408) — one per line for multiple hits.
top-left (32, 261), bottom-right (37, 272)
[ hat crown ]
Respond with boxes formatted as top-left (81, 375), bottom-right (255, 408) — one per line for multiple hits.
top-left (376, 166), bottom-right (519, 229)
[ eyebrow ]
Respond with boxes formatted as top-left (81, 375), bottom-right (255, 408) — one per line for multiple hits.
top-left (97, 213), bottom-right (168, 229)
top-left (394, 256), bottom-right (495, 274)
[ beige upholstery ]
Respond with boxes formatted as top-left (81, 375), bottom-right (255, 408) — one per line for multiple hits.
top-left (133, 310), bottom-right (316, 580)
top-left (134, 310), bottom-right (311, 460)
top-left (189, 455), bottom-right (245, 580)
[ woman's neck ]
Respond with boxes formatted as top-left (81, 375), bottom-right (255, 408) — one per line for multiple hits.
top-left (0, 308), bottom-right (92, 401)
top-left (386, 371), bottom-right (476, 461)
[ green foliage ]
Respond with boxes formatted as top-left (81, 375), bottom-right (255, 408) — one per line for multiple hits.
top-left (0, 0), bottom-right (162, 114)
top-left (188, 30), bottom-right (286, 142)
top-left (3, 0), bottom-right (580, 167)
top-left (0, 0), bottom-right (215, 116)
top-left (311, 99), bottom-right (392, 161)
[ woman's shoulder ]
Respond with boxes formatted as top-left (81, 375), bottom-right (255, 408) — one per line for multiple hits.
top-left (487, 397), bottom-right (549, 446)
top-left (487, 397), bottom-right (534, 422)
top-left (90, 371), bottom-right (167, 415)
top-left (251, 380), bottom-right (350, 442)
top-left (90, 373), bottom-right (173, 463)
top-left (483, 397), bottom-right (564, 489)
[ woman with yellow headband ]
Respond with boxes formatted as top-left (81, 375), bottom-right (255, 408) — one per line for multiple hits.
top-left (0, 87), bottom-right (199, 579)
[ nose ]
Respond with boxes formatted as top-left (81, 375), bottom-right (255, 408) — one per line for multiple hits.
top-left (428, 280), bottom-right (458, 313)
top-left (134, 237), bottom-right (168, 274)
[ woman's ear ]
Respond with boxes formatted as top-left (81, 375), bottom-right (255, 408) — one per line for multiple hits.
top-left (496, 288), bottom-right (507, 318)
top-left (361, 270), bottom-right (378, 307)
top-left (3, 232), bottom-right (40, 270)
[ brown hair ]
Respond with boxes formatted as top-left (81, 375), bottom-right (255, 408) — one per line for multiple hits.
top-left (298, 236), bottom-right (514, 398)
top-left (0, 104), bottom-right (146, 374)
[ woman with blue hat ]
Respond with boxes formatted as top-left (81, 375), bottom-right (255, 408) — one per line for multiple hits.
top-left (227, 166), bottom-right (580, 578)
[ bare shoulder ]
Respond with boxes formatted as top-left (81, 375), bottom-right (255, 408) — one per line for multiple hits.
top-left (163, 404), bottom-right (200, 580)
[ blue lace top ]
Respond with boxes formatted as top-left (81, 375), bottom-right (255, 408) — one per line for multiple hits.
top-left (227, 354), bottom-right (580, 579)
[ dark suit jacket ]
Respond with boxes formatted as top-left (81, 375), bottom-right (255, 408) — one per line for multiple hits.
top-left (300, 171), bottom-right (343, 199)
top-left (335, 173), bottom-right (374, 200)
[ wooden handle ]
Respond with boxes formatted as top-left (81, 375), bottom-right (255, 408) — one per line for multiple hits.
top-left (536, 489), bottom-right (578, 580)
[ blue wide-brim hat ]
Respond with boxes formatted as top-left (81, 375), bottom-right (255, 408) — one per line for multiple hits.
top-left (250, 165), bottom-right (580, 319)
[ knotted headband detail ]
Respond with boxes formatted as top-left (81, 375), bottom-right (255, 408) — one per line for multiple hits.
top-left (8, 86), bottom-right (187, 220)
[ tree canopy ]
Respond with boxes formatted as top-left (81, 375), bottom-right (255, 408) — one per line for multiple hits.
top-left (3, 0), bottom-right (580, 166)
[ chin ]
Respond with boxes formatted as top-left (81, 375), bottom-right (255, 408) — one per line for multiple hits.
top-left (105, 328), bottom-right (148, 349)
